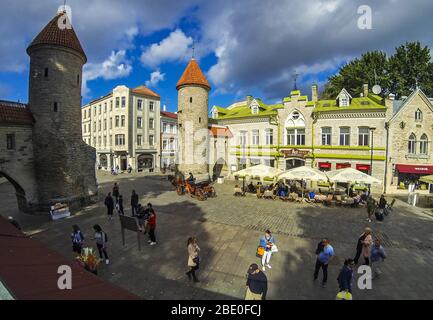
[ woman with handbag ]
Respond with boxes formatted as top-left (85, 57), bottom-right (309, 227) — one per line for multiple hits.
top-left (186, 237), bottom-right (201, 283)
top-left (259, 230), bottom-right (276, 271)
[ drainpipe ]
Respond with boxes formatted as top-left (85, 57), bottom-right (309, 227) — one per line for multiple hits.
top-left (384, 122), bottom-right (390, 194)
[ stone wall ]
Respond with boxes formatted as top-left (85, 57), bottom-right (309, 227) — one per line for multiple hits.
top-left (0, 125), bottom-right (38, 211)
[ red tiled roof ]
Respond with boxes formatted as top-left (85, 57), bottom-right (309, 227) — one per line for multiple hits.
top-left (0, 216), bottom-right (139, 300)
top-left (161, 111), bottom-right (178, 119)
top-left (176, 59), bottom-right (211, 91)
top-left (27, 12), bottom-right (87, 62)
top-left (0, 101), bottom-right (34, 126)
top-left (131, 86), bottom-right (161, 99)
top-left (209, 125), bottom-right (233, 138)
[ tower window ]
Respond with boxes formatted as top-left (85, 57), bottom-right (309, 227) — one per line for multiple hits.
top-left (190, 97), bottom-right (193, 103)
top-left (44, 68), bottom-right (49, 78)
top-left (77, 74), bottom-right (80, 85)
top-left (199, 117), bottom-right (201, 123)
top-left (54, 102), bottom-right (58, 112)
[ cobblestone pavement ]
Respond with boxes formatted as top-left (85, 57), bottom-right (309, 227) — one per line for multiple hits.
top-left (1, 173), bottom-right (433, 300)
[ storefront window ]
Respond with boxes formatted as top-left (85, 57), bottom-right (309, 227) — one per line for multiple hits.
top-left (318, 162), bottom-right (331, 172)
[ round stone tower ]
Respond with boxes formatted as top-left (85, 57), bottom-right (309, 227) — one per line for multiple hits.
top-left (27, 10), bottom-right (97, 210)
top-left (176, 58), bottom-right (211, 178)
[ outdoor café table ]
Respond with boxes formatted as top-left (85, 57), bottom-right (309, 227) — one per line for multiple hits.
top-left (263, 190), bottom-right (274, 198)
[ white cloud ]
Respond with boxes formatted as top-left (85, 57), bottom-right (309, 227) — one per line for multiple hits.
top-left (83, 50), bottom-right (132, 96)
top-left (145, 70), bottom-right (166, 87)
top-left (140, 29), bottom-right (193, 68)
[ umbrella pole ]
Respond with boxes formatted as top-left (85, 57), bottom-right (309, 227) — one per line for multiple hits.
top-left (243, 177), bottom-right (245, 192)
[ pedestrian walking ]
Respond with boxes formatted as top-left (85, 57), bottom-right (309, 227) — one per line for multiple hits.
top-left (186, 237), bottom-right (200, 283)
top-left (353, 227), bottom-right (372, 264)
top-left (93, 224), bottom-right (109, 265)
top-left (71, 225), bottom-right (84, 256)
top-left (370, 239), bottom-right (386, 279)
top-left (337, 259), bottom-right (355, 298)
top-left (245, 263), bottom-right (268, 300)
top-left (147, 205), bottom-right (157, 245)
top-left (366, 196), bottom-right (376, 222)
top-left (313, 238), bottom-right (335, 288)
top-left (104, 192), bottom-right (114, 220)
top-left (116, 195), bottom-right (125, 215)
top-left (131, 190), bottom-right (139, 216)
top-left (361, 228), bottom-right (373, 265)
top-left (112, 183), bottom-right (120, 204)
top-left (259, 230), bottom-right (276, 271)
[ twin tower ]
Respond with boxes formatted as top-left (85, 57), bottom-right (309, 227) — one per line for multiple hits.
top-left (176, 58), bottom-right (211, 178)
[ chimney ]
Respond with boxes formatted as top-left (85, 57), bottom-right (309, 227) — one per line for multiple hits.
top-left (246, 95), bottom-right (253, 107)
top-left (163, 104), bottom-right (167, 112)
top-left (363, 84), bottom-right (369, 97)
top-left (388, 93), bottom-right (395, 101)
top-left (311, 84), bottom-right (318, 102)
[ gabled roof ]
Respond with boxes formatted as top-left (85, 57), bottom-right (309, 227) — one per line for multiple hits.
top-left (389, 88), bottom-right (433, 123)
top-left (27, 11), bottom-right (87, 62)
top-left (336, 88), bottom-right (353, 100)
top-left (131, 85), bottom-right (160, 99)
top-left (313, 93), bottom-right (385, 113)
top-left (0, 100), bottom-right (34, 126)
top-left (209, 125), bottom-right (233, 138)
top-left (176, 59), bottom-right (211, 91)
top-left (213, 98), bottom-right (282, 120)
top-left (161, 111), bottom-right (178, 119)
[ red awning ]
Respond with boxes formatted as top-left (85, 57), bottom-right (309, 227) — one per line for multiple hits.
top-left (395, 164), bottom-right (433, 175)
top-left (336, 163), bottom-right (351, 169)
top-left (319, 162), bottom-right (331, 169)
top-left (356, 164), bottom-right (371, 171)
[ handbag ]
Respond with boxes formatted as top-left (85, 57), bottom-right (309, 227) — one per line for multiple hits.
top-left (271, 244), bottom-right (279, 253)
top-left (336, 291), bottom-right (353, 300)
top-left (256, 246), bottom-right (265, 257)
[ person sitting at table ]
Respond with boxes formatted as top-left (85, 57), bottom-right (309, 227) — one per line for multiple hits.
top-left (233, 185), bottom-right (243, 197)
top-left (351, 192), bottom-right (362, 208)
top-left (360, 188), bottom-right (369, 202)
top-left (263, 187), bottom-right (275, 200)
top-left (247, 182), bottom-right (256, 193)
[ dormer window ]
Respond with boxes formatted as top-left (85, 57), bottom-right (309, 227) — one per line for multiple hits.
top-left (340, 95), bottom-right (349, 107)
top-left (251, 105), bottom-right (259, 115)
top-left (212, 109), bottom-right (218, 119)
top-left (415, 109), bottom-right (423, 122)
top-left (337, 89), bottom-right (352, 107)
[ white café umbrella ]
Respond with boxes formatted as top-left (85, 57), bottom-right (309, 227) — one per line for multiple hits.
top-left (234, 164), bottom-right (283, 190)
top-left (327, 168), bottom-right (381, 185)
top-left (278, 166), bottom-right (329, 198)
top-left (278, 166), bottom-right (329, 182)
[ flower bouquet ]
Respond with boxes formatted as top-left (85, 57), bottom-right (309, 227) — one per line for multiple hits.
top-left (76, 248), bottom-right (101, 275)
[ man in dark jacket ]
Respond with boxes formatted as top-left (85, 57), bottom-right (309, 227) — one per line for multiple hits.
top-left (353, 230), bottom-right (368, 264)
top-left (245, 263), bottom-right (268, 300)
top-left (131, 190), bottom-right (139, 216)
top-left (337, 259), bottom-right (355, 293)
top-left (104, 192), bottom-right (114, 220)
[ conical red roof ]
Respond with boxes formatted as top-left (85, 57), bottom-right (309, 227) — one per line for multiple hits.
top-left (176, 59), bottom-right (211, 91)
top-left (27, 11), bottom-right (87, 62)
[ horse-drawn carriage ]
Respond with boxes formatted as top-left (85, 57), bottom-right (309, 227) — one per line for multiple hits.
top-left (169, 175), bottom-right (216, 201)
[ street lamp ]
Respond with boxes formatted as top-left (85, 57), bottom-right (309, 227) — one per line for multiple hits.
top-left (370, 127), bottom-right (376, 176)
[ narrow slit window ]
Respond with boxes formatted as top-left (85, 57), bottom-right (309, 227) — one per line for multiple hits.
top-left (54, 102), bottom-right (58, 112)
top-left (44, 68), bottom-right (49, 78)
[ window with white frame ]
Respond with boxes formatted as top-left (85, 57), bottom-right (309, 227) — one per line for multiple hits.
top-left (149, 118), bottom-right (155, 129)
top-left (340, 127), bottom-right (350, 146)
top-left (121, 115), bottom-right (126, 127)
top-left (137, 135), bottom-right (142, 146)
top-left (287, 129), bottom-right (296, 145)
top-left (121, 97), bottom-right (126, 108)
top-left (137, 99), bottom-right (143, 111)
top-left (163, 123), bottom-right (168, 133)
top-left (286, 128), bottom-right (305, 145)
top-left (137, 117), bottom-right (142, 129)
top-left (115, 134), bottom-right (125, 146)
top-left (265, 129), bottom-right (273, 145)
top-left (115, 97), bottom-right (120, 108)
top-left (358, 127), bottom-right (370, 146)
top-left (420, 134), bottom-right (428, 155)
top-left (163, 139), bottom-right (168, 151)
top-left (149, 101), bottom-right (155, 112)
top-left (149, 135), bottom-right (155, 146)
top-left (322, 127), bottom-right (332, 145)
top-left (408, 133), bottom-right (416, 154)
top-left (115, 116), bottom-right (120, 127)
top-left (239, 131), bottom-right (247, 146)
top-left (415, 109), bottom-right (423, 122)
top-left (252, 130), bottom-right (260, 145)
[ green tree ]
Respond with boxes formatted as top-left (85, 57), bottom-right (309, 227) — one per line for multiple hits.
top-left (321, 42), bottom-right (433, 99)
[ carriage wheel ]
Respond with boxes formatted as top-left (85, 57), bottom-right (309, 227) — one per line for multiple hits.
top-left (176, 186), bottom-right (184, 196)
top-left (196, 190), bottom-right (206, 201)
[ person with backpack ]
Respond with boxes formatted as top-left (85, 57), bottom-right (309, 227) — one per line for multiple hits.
top-left (366, 196), bottom-right (376, 222)
top-left (370, 239), bottom-right (387, 279)
top-left (104, 192), bottom-right (114, 220)
top-left (93, 224), bottom-right (109, 265)
top-left (71, 225), bottom-right (84, 255)
top-left (313, 238), bottom-right (334, 288)
top-left (131, 190), bottom-right (139, 216)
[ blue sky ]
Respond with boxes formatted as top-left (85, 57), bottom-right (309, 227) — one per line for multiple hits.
top-left (0, 0), bottom-right (432, 113)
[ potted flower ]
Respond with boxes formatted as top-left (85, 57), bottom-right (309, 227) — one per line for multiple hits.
top-left (76, 248), bottom-right (101, 275)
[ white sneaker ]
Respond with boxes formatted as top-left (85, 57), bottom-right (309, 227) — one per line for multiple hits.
top-left (105, 259), bottom-right (109, 265)
top-left (262, 266), bottom-right (266, 271)
top-left (148, 240), bottom-right (152, 243)
top-left (266, 264), bottom-right (272, 269)
top-left (150, 242), bottom-right (157, 246)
